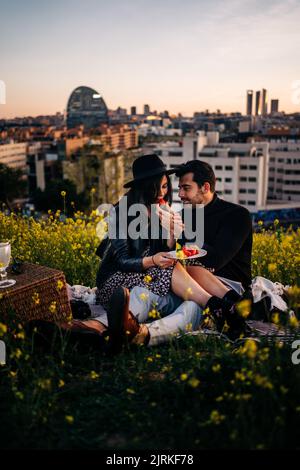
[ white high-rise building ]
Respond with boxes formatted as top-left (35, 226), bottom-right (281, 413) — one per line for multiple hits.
top-left (146, 132), bottom-right (268, 212)
top-left (268, 141), bottom-right (300, 202)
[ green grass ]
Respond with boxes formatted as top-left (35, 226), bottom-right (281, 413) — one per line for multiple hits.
top-left (1, 213), bottom-right (300, 449)
top-left (1, 325), bottom-right (300, 450)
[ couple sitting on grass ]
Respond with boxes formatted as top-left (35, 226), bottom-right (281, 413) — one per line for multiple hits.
top-left (69, 154), bottom-right (252, 352)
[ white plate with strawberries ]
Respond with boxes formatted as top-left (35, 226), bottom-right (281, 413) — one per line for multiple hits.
top-left (166, 245), bottom-right (207, 260)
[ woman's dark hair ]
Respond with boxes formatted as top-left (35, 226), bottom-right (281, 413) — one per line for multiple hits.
top-left (176, 160), bottom-right (216, 192)
top-left (125, 173), bottom-right (173, 207)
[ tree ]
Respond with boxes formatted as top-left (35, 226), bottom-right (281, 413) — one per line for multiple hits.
top-left (32, 179), bottom-right (87, 214)
top-left (0, 163), bottom-right (27, 210)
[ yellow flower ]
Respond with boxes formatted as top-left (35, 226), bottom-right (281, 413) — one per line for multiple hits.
top-left (57, 280), bottom-right (64, 290)
top-left (143, 275), bottom-right (152, 283)
top-left (240, 339), bottom-right (258, 359)
top-left (90, 370), bottom-right (100, 379)
top-left (180, 373), bottom-right (188, 381)
top-left (139, 292), bottom-right (149, 302)
top-left (254, 374), bottom-right (273, 390)
top-left (65, 415), bottom-right (74, 424)
top-left (61, 191), bottom-right (66, 197)
top-left (49, 301), bottom-right (57, 314)
top-left (37, 378), bottom-right (52, 390)
top-left (0, 322), bottom-right (7, 336)
top-left (58, 379), bottom-right (65, 388)
top-left (268, 263), bottom-right (277, 273)
top-left (188, 377), bottom-right (200, 388)
top-left (32, 292), bottom-right (40, 305)
top-left (126, 388), bottom-right (135, 394)
top-left (16, 331), bottom-right (25, 340)
top-left (236, 299), bottom-right (252, 318)
top-left (210, 410), bottom-right (225, 425)
top-left (148, 308), bottom-right (160, 319)
top-left (289, 315), bottom-right (299, 328)
top-left (235, 371), bottom-right (246, 381)
top-left (272, 312), bottom-right (280, 325)
top-left (11, 348), bottom-right (22, 359)
top-left (212, 364), bottom-right (221, 373)
top-left (15, 391), bottom-right (24, 400)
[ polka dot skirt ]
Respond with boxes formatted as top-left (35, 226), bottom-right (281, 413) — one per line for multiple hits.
top-left (96, 262), bottom-right (175, 311)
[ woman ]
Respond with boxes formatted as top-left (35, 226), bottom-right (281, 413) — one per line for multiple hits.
top-left (96, 154), bottom-right (240, 328)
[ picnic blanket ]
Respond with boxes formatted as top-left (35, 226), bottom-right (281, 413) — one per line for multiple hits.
top-left (67, 276), bottom-right (298, 343)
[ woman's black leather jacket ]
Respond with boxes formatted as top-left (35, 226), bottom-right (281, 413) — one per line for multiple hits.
top-left (96, 203), bottom-right (169, 288)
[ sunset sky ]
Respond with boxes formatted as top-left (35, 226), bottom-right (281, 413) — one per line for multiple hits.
top-left (1, 0), bottom-right (300, 118)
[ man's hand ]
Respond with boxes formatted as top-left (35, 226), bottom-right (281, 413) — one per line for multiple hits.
top-left (156, 204), bottom-right (184, 239)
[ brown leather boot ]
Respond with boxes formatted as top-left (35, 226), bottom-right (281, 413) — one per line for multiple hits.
top-left (107, 286), bottom-right (146, 352)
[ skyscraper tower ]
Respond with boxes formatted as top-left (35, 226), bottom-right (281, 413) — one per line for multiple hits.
top-left (255, 90), bottom-right (261, 115)
top-left (271, 99), bottom-right (279, 114)
top-left (246, 90), bottom-right (253, 115)
top-left (261, 88), bottom-right (268, 115)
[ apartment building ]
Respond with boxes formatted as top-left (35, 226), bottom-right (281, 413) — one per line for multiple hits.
top-left (99, 125), bottom-right (138, 150)
top-left (0, 142), bottom-right (27, 171)
top-left (268, 141), bottom-right (300, 202)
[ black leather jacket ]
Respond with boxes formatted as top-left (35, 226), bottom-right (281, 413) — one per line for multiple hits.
top-left (96, 204), bottom-right (169, 288)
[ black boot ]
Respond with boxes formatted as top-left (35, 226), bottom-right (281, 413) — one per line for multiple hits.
top-left (205, 292), bottom-right (247, 339)
top-left (222, 289), bottom-right (242, 304)
top-left (205, 296), bottom-right (227, 332)
top-left (221, 291), bottom-right (249, 340)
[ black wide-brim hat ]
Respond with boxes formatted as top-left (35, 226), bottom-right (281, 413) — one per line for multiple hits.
top-left (123, 154), bottom-right (178, 188)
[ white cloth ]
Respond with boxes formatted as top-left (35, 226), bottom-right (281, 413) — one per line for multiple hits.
top-left (251, 276), bottom-right (289, 311)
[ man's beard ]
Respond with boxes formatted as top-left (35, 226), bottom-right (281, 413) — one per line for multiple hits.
top-left (182, 191), bottom-right (205, 206)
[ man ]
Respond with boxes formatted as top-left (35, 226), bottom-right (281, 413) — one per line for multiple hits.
top-left (175, 160), bottom-right (253, 293)
top-left (153, 159), bottom-right (253, 337)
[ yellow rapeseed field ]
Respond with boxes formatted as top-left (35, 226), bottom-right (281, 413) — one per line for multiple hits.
top-left (0, 212), bottom-right (299, 288)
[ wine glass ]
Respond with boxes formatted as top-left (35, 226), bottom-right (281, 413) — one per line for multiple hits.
top-left (0, 241), bottom-right (16, 288)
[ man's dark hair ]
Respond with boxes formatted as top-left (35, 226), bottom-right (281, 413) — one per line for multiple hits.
top-left (175, 160), bottom-right (216, 192)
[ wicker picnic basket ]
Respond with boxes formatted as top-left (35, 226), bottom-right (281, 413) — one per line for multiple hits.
top-left (0, 262), bottom-right (72, 323)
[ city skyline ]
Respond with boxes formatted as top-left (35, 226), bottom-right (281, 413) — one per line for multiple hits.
top-left (1, 0), bottom-right (300, 118)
